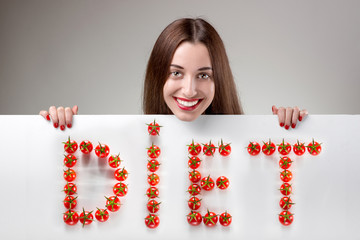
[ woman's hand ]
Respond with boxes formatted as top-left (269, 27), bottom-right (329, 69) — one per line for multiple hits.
top-left (39, 105), bottom-right (78, 130)
top-left (272, 105), bottom-right (308, 130)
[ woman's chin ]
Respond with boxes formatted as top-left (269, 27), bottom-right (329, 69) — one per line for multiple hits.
top-left (173, 111), bottom-right (201, 122)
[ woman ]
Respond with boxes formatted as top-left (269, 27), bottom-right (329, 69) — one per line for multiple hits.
top-left (40, 18), bottom-right (307, 129)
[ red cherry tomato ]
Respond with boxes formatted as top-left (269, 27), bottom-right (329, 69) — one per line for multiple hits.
top-left (147, 200), bottom-right (161, 213)
top-left (114, 167), bottom-right (128, 181)
top-left (280, 183), bottom-right (292, 196)
top-left (147, 159), bottom-right (160, 172)
top-left (147, 120), bottom-right (162, 136)
top-left (188, 184), bottom-right (201, 196)
top-left (200, 176), bottom-right (215, 191)
top-left (203, 210), bottom-right (218, 227)
top-left (277, 139), bottom-right (291, 155)
top-left (187, 211), bottom-right (202, 226)
top-left (147, 144), bottom-right (161, 158)
top-left (63, 168), bottom-right (76, 182)
top-left (188, 196), bottom-right (201, 210)
top-left (279, 196), bottom-right (294, 210)
top-left (113, 182), bottom-right (128, 197)
top-left (148, 173), bottom-right (160, 186)
top-left (219, 211), bottom-right (232, 226)
top-left (307, 139), bottom-right (322, 155)
top-left (216, 176), bottom-right (230, 190)
top-left (279, 210), bottom-right (294, 226)
top-left (108, 153), bottom-right (122, 168)
top-left (187, 140), bottom-right (202, 156)
top-left (203, 141), bottom-right (217, 156)
top-left (63, 137), bottom-right (78, 154)
top-left (146, 187), bottom-right (159, 199)
top-left (145, 214), bottom-right (160, 228)
top-left (95, 208), bottom-right (109, 222)
top-left (63, 210), bottom-right (79, 225)
top-left (280, 170), bottom-right (293, 182)
top-left (293, 140), bottom-right (305, 156)
top-left (64, 154), bottom-right (77, 168)
top-left (105, 196), bottom-right (121, 212)
top-left (79, 140), bottom-right (93, 154)
top-left (79, 209), bottom-right (94, 227)
top-left (188, 156), bottom-right (201, 169)
top-left (63, 182), bottom-right (77, 195)
top-left (247, 142), bottom-right (260, 155)
top-left (189, 170), bottom-right (201, 183)
top-left (218, 139), bottom-right (231, 156)
top-left (279, 157), bottom-right (293, 170)
top-left (95, 143), bottom-right (110, 158)
top-left (262, 139), bottom-right (276, 155)
top-left (63, 195), bottom-right (77, 209)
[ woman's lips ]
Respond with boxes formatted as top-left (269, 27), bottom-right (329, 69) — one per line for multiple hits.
top-left (174, 97), bottom-right (202, 111)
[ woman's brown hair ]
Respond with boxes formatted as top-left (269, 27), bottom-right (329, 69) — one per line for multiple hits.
top-left (143, 18), bottom-right (243, 115)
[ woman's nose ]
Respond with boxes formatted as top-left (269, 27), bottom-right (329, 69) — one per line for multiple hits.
top-left (183, 75), bottom-right (197, 98)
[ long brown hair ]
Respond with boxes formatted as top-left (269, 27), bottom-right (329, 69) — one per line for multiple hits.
top-left (143, 18), bottom-right (243, 114)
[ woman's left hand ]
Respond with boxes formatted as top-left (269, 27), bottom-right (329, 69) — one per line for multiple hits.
top-left (272, 105), bottom-right (308, 130)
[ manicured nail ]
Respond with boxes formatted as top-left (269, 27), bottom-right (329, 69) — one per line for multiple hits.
top-left (54, 123), bottom-right (59, 128)
top-left (285, 125), bottom-right (289, 130)
top-left (60, 125), bottom-right (65, 131)
top-left (291, 123), bottom-right (296, 128)
top-left (299, 116), bottom-right (303, 121)
top-left (67, 123), bottom-right (72, 128)
top-left (280, 123), bottom-right (285, 127)
top-left (46, 114), bottom-right (50, 121)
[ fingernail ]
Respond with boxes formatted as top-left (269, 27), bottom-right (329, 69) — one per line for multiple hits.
top-left (54, 123), bottom-right (59, 128)
top-left (67, 123), bottom-right (72, 128)
top-left (299, 116), bottom-right (303, 121)
top-left (280, 123), bottom-right (285, 127)
top-left (60, 125), bottom-right (65, 131)
top-left (285, 125), bottom-right (289, 130)
top-left (46, 114), bottom-right (50, 121)
top-left (291, 123), bottom-right (296, 128)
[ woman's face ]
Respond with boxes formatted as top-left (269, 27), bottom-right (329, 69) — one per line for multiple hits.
top-left (163, 42), bottom-right (215, 122)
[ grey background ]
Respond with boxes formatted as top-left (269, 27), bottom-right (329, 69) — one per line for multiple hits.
top-left (1, 0), bottom-right (359, 115)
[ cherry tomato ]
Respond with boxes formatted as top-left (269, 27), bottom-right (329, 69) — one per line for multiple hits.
top-left (216, 176), bottom-right (230, 190)
top-left (279, 210), bottom-right (294, 226)
top-left (63, 168), bottom-right (76, 182)
top-left (307, 139), bottom-right (322, 155)
top-left (146, 187), bottom-right (159, 199)
top-left (79, 208), bottom-right (94, 227)
top-left (147, 200), bottom-right (161, 213)
top-left (64, 154), bottom-right (77, 168)
top-left (293, 140), bottom-right (305, 156)
top-left (219, 211), bottom-right (232, 226)
top-left (113, 182), bottom-right (128, 197)
top-left (187, 140), bottom-right (202, 156)
top-left (203, 140), bottom-right (217, 156)
top-left (105, 196), bottom-right (121, 212)
top-left (280, 170), bottom-right (293, 182)
top-left (148, 173), bottom-right (160, 186)
top-left (114, 167), bottom-right (128, 181)
top-left (247, 142), bottom-right (260, 155)
top-left (79, 140), bottom-right (93, 154)
top-left (262, 139), bottom-right (276, 155)
top-left (147, 159), bottom-right (160, 172)
top-left (279, 183), bottom-right (292, 196)
top-left (200, 176), bottom-right (215, 191)
top-left (279, 157), bottom-right (293, 170)
top-left (203, 210), bottom-right (218, 227)
top-left (188, 196), bottom-right (201, 210)
top-left (187, 211), bottom-right (202, 226)
top-left (189, 170), bottom-right (201, 183)
top-left (63, 137), bottom-right (78, 154)
top-left (279, 196), bottom-right (294, 210)
top-left (108, 153), bottom-right (122, 168)
top-left (277, 139), bottom-right (291, 155)
top-left (188, 184), bottom-right (201, 196)
top-left (218, 139), bottom-right (231, 156)
top-left (147, 144), bottom-right (161, 158)
top-left (63, 182), bottom-right (77, 195)
top-left (147, 120), bottom-right (162, 136)
top-left (188, 156), bottom-right (201, 169)
top-left (63, 210), bottom-right (79, 225)
top-left (63, 196), bottom-right (77, 209)
top-left (95, 143), bottom-right (110, 158)
top-left (145, 214), bottom-right (160, 228)
top-left (95, 208), bottom-right (109, 222)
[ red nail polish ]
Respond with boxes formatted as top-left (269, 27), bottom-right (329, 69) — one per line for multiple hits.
top-left (67, 123), bottom-right (72, 128)
top-left (46, 114), bottom-right (50, 121)
top-left (291, 123), bottom-right (296, 128)
top-left (280, 123), bottom-right (285, 127)
top-left (60, 125), bottom-right (65, 131)
top-left (299, 116), bottom-right (303, 121)
top-left (54, 123), bottom-right (59, 128)
top-left (285, 125), bottom-right (289, 130)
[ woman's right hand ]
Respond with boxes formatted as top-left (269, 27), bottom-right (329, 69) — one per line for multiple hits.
top-left (39, 105), bottom-right (78, 130)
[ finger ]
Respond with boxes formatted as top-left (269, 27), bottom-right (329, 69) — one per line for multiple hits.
top-left (39, 110), bottom-right (50, 121)
top-left (72, 105), bottom-right (78, 115)
top-left (299, 109), bottom-right (308, 121)
top-left (65, 107), bottom-right (73, 128)
top-left (57, 106), bottom-right (66, 131)
top-left (49, 106), bottom-right (59, 128)
top-left (277, 107), bottom-right (286, 127)
top-left (291, 106), bottom-right (300, 128)
top-left (272, 105), bottom-right (278, 115)
top-left (284, 107), bottom-right (293, 130)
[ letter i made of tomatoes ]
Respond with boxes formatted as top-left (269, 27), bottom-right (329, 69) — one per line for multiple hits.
top-left (279, 154), bottom-right (294, 226)
top-left (145, 120), bottom-right (162, 228)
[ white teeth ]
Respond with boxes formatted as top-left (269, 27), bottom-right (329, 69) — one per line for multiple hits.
top-left (176, 98), bottom-right (199, 107)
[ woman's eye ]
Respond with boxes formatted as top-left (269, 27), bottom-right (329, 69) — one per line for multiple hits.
top-left (171, 71), bottom-right (182, 77)
top-left (198, 73), bottom-right (210, 79)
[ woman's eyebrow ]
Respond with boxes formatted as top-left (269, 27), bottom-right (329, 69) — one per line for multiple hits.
top-left (170, 64), bottom-right (184, 69)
